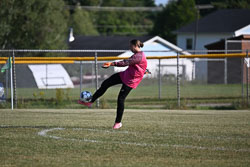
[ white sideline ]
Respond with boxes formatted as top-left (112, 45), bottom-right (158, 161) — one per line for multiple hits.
top-left (38, 128), bottom-right (63, 140)
top-left (37, 128), bottom-right (250, 153)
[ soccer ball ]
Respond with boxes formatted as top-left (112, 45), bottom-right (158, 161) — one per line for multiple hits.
top-left (80, 91), bottom-right (92, 102)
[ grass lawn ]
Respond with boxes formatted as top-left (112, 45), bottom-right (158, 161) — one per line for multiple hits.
top-left (16, 83), bottom-right (244, 100)
top-left (1, 83), bottom-right (245, 109)
top-left (1, 109), bottom-right (250, 167)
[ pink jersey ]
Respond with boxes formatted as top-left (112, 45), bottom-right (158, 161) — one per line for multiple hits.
top-left (114, 51), bottom-right (147, 89)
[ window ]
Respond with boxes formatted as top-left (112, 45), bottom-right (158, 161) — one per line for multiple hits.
top-left (186, 38), bottom-right (193, 50)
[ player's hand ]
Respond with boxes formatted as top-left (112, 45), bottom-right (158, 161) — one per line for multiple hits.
top-left (102, 62), bottom-right (112, 68)
top-left (144, 69), bottom-right (151, 74)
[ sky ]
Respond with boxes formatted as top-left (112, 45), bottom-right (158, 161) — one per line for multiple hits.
top-left (155, 0), bottom-right (169, 6)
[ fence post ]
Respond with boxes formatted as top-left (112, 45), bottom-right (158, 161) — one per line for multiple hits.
top-left (10, 56), bottom-right (13, 110)
top-left (224, 58), bottom-right (228, 84)
top-left (10, 51), bottom-right (14, 110)
top-left (95, 52), bottom-right (99, 108)
top-left (45, 64), bottom-right (48, 88)
top-left (241, 58), bottom-right (244, 102)
top-left (224, 39), bottom-right (228, 84)
top-left (177, 52), bottom-right (180, 108)
top-left (5, 61), bottom-right (9, 101)
top-left (192, 59), bottom-right (195, 80)
top-left (80, 61), bottom-right (83, 93)
top-left (12, 50), bottom-right (18, 109)
top-left (246, 50), bottom-right (249, 106)
top-left (158, 59), bottom-right (161, 99)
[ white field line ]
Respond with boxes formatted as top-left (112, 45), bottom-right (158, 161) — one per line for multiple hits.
top-left (38, 128), bottom-right (63, 140)
top-left (37, 128), bottom-right (250, 153)
top-left (2, 125), bottom-right (248, 141)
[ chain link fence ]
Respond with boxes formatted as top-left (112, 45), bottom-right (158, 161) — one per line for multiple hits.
top-left (0, 49), bottom-right (249, 110)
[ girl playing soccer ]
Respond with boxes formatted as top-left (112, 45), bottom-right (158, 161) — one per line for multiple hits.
top-left (78, 39), bottom-right (148, 129)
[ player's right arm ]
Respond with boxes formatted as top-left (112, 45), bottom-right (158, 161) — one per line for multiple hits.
top-left (113, 53), bottom-right (142, 67)
top-left (102, 53), bottom-right (142, 68)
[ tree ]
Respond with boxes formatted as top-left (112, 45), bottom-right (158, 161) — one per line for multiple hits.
top-left (64, 0), bottom-right (155, 35)
top-left (0, 0), bottom-right (69, 49)
top-left (151, 0), bottom-right (197, 43)
top-left (94, 0), bottom-right (154, 35)
top-left (70, 5), bottom-right (99, 35)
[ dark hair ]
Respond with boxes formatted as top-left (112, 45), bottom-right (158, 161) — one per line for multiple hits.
top-left (130, 39), bottom-right (144, 48)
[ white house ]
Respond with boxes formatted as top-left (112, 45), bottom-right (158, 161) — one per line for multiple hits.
top-left (69, 35), bottom-right (192, 80)
top-left (175, 9), bottom-right (250, 82)
top-left (114, 36), bottom-right (193, 80)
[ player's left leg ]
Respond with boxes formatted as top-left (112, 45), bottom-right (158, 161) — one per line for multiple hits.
top-left (113, 84), bottom-right (132, 129)
top-left (78, 73), bottom-right (122, 108)
top-left (91, 73), bottom-right (122, 103)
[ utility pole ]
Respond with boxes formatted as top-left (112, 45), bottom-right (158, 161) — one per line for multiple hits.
top-left (192, 4), bottom-right (214, 80)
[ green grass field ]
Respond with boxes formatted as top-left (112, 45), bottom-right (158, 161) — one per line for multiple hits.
top-left (16, 83), bottom-right (244, 99)
top-left (1, 83), bottom-right (246, 110)
top-left (1, 109), bottom-right (250, 167)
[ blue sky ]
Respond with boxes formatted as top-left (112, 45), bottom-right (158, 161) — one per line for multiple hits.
top-left (155, 0), bottom-right (169, 6)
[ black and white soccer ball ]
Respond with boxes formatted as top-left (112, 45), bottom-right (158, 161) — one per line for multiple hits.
top-left (80, 91), bottom-right (92, 102)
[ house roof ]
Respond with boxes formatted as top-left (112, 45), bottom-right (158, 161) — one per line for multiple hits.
top-left (69, 35), bottom-right (154, 57)
top-left (118, 36), bottom-right (190, 57)
top-left (205, 34), bottom-right (250, 50)
top-left (69, 36), bottom-right (153, 50)
top-left (68, 35), bottom-right (189, 57)
top-left (176, 9), bottom-right (250, 33)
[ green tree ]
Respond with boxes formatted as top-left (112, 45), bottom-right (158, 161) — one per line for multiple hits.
top-left (70, 5), bottom-right (99, 35)
top-left (152, 0), bottom-right (196, 43)
top-left (64, 0), bottom-right (155, 35)
top-left (0, 0), bottom-right (69, 49)
top-left (95, 0), bottom-right (154, 35)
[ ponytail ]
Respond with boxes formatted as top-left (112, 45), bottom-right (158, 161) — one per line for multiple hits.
top-left (139, 41), bottom-right (144, 48)
top-left (130, 39), bottom-right (144, 48)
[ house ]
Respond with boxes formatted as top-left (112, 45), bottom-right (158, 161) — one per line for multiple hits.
top-left (205, 34), bottom-right (250, 84)
top-left (69, 36), bottom-right (193, 80)
top-left (114, 36), bottom-right (192, 79)
top-left (175, 9), bottom-right (250, 82)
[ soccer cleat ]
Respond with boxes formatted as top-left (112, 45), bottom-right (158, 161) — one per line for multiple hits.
top-left (113, 122), bottom-right (122, 129)
top-left (77, 100), bottom-right (92, 108)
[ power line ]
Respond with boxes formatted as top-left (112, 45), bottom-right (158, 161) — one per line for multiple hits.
top-left (66, 5), bottom-right (163, 12)
top-left (66, 4), bottom-right (213, 12)
top-left (94, 25), bottom-right (153, 28)
top-left (195, 4), bottom-right (214, 10)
